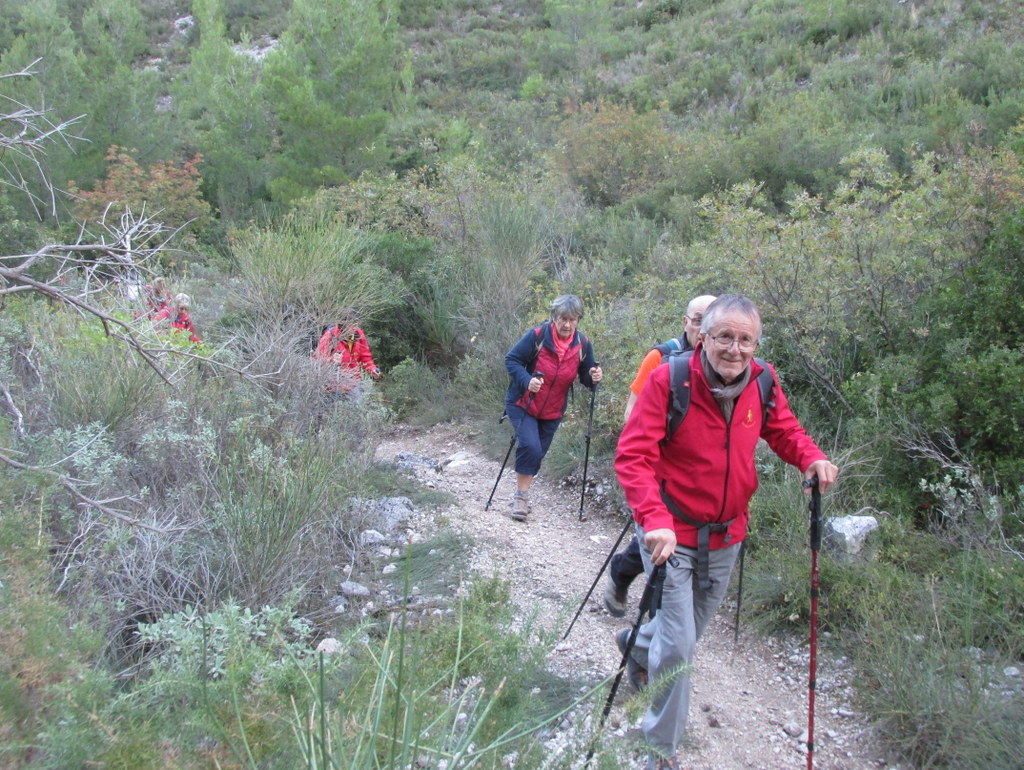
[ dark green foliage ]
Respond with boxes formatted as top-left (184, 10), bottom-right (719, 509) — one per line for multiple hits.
top-left (261, 0), bottom-right (401, 201)
top-left (381, 357), bottom-right (456, 424)
top-left (963, 209), bottom-right (1024, 346)
top-left (221, 0), bottom-right (289, 40)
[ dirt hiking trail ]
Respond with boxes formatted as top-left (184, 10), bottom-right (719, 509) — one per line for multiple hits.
top-left (377, 422), bottom-right (899, 770)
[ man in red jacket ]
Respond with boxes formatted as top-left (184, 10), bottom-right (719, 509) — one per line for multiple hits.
top-left (614, 294), bottom-right (839, 770)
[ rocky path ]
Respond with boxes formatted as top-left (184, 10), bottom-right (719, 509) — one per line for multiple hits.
top-left (376, 422), bottom-right (898, 770)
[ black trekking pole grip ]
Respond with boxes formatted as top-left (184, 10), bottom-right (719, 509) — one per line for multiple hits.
top-left (524, 370), bottom-right (544, 411)
top-left (803, 476), bottom-right (822, 551)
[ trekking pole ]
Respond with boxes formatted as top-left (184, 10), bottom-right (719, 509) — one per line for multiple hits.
top-left (584, 562), bottom-right (666, 769)
top-left (733, 540), bottom-right (746, 644)
top-left (526, 371), bottom-right (544, 410)
top-left (578, 367), bottom-right (599, 521)
top-left (484, 416), bottom-right (515, 511)
top-left (562, 516), bottom-right (633, 640)
top-left (484, 372), bottom-right (543, 511)
top-left (803, 476), bottom-right (822, 770)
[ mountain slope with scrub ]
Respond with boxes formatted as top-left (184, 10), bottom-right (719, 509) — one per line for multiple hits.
top-left (1, 1), bottom-right (1023, 767)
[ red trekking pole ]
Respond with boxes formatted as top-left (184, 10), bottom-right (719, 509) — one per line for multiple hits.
top-left (803, 476), bottom-right (822, 770)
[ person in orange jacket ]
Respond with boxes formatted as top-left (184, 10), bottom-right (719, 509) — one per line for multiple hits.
top-left (313, 319), bottom-right (381, 393)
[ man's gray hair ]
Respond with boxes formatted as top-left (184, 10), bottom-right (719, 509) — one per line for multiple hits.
top-left (700, 294), bottom-right (761, 335)
top-left (549, 294), bottom-right (584, 320)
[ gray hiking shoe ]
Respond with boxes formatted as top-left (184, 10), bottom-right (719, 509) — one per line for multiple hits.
top-left (509, 491), bottom-right (529, 522)
top-left (603, 578), bottom-right (629, 617)
top-left (615, 628), bottom-right (648, 691)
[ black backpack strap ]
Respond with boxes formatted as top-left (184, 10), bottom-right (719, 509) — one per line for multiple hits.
top-left (662, 350), bottom-right (695, 445)
top-left (660, 482), bottom-right (734, 591)
top-left (527, 325), bottom-right (545, 373)
top-left (652, 337), bottom-right (682, 358)
top-left (752, 357), bottom-right (776, 425)
top-left (663, 353), bottom-right (775, 443)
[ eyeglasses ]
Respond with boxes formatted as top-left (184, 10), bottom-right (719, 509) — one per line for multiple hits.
top-left (686, 314), bottom-right (703, 325)
top-left (705, 332), bottom-right (758, 353)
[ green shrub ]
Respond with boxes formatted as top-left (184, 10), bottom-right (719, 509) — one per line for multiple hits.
top-left (556, 101), bottom-right (684, 207)
top-left (381, 356), bottom-right (454, 424)
top-left (228, 211), bottom-right (394, 335)
top-left (861, 607), bottom-right (1024, 770)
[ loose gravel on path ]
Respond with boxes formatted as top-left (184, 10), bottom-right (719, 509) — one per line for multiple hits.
top-left (376, 423), bottom-right (900, 770)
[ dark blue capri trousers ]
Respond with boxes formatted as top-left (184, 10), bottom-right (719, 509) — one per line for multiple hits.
top-left (504, 403), bottom-right (561, 476)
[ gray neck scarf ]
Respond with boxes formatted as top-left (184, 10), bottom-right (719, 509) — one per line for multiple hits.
top-left (701, 348), bottom-right (751, 423)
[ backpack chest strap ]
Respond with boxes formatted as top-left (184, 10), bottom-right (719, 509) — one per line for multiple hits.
top-left (659, 483), bottom-right (734, 591)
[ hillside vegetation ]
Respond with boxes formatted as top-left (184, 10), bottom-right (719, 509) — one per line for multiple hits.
top-left (1, 1), bottom-right (1023, 767)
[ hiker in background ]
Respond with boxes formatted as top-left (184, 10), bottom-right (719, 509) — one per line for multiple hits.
top-left (503, 294), bottom-right (602, 522)
top-left (312, 316), bottom-right (381, 394)
top-left (145, 277), bottom-right (172, 318)
top-left (614, 294), bottom-right (839, 770)
top-left (170, 293), bottom-right (201, 343)
top-left (604, 294), bottom-right (716, 618)
top-left (132, 276), bottom-right (172, 320)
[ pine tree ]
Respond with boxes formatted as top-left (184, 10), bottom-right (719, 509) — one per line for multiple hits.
top-left (261, 0), bottom-right (404, 202)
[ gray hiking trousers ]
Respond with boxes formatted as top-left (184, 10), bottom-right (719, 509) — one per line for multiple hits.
top-left (629, 525), bottom-right (741, 754)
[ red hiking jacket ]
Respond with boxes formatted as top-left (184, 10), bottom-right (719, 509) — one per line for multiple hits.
top-left (615, 350), bottom-right (826, 549)
top-left (313, 325), bottom-right (379, 390)
top-left (504, 321), bottom-right (596, 420)
top-left (171, 311), bottom-right (201, 344)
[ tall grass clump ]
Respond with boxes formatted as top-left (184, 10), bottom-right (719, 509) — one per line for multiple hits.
top-left (228, 210), bottom-right (394, 334)
top-left (744, 459), bottom-right (1024, 770)
top-left (35, 313), bottom-right (169, 435)
top-left (859, 549), bottom-right (1024, 770)
top-left (459, 195), bottom-right (549, 345)
top-left (205, 438), bottom-right (344, 607)
top-left (448, 194), bottom-right (552, 420)
top-left (287, 574), bottom-right (619, 770)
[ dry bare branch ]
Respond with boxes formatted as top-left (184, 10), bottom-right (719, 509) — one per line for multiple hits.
top-left (0, 60), bottom-right (87, 219)
top-left (0, 381), bottom-right (25, 437)
top-left (0, 448), bottom-right (181, 533)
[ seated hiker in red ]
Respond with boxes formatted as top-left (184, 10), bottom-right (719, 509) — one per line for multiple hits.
top-left (170, 293), bottom-right (201, 344)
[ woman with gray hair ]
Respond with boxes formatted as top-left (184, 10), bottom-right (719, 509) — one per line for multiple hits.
top-left (503, 294), bottom-right (603, 521)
